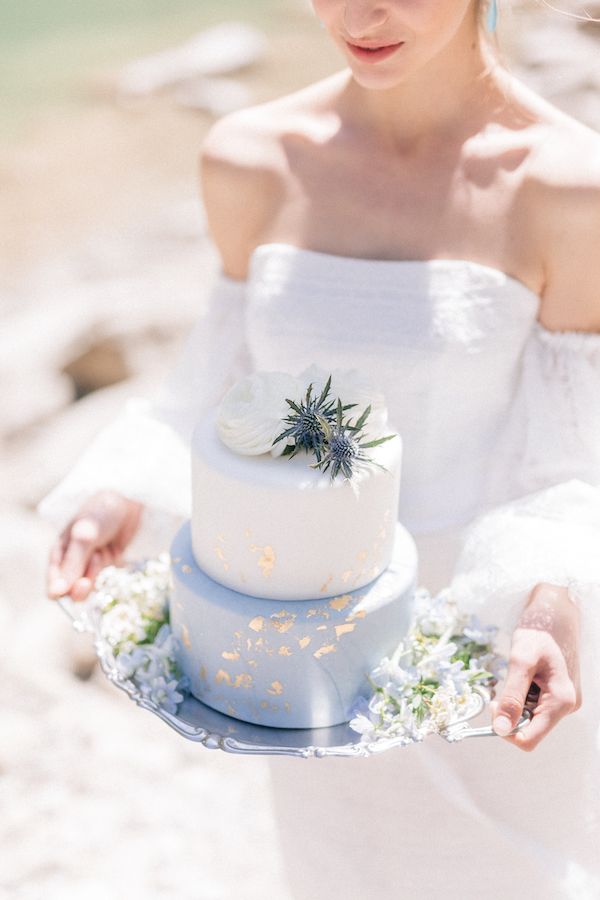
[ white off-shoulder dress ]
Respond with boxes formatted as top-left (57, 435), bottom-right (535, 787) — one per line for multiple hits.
top-left (39, 243), bottom-right (600, 899)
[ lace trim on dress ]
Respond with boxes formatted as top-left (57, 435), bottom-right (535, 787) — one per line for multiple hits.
top-left (532, 320), bottom-right (600, 354)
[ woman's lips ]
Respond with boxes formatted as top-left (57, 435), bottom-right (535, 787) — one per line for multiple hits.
top-left (345, 41), bottom-right (404, 63)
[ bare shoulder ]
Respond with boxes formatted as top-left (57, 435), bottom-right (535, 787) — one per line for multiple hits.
top-left (512, 84), bottom-right (600, 329)
top-left (199, 105), bottom-right (286, 280)
top-left (199, 76), bottom-right (341, 279)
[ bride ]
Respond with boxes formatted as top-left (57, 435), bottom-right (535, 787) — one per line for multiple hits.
top-left (42, 1), bottom-right (600, 896)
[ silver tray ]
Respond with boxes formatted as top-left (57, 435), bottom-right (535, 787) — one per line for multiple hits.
top-left (59, 597), bottom-right (533, 758)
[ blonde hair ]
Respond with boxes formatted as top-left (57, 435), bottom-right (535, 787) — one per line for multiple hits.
top-left (537, 0), bottom-right (600, 23)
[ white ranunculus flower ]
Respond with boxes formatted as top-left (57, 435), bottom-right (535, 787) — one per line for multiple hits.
top-left (298, 364), bottom-right (390, 440)
top-left (217, 371), bottom-right (302, 457)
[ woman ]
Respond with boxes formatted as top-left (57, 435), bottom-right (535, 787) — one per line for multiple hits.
top-left (42, 1), bottom-right (600, 896)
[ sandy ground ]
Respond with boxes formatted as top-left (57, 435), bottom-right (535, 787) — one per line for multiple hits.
top-left (2, 4), bottom-right (600, 898)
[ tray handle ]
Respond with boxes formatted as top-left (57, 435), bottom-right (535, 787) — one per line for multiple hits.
top-left (441, 683), bottom-right (540, 743)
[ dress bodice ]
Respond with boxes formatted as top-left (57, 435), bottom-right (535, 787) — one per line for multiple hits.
top-left (245, 243), bottom-right (541, 533)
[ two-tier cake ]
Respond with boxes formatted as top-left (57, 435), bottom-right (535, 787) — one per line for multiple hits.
top-left (170, 368), bottom-right (418, 729)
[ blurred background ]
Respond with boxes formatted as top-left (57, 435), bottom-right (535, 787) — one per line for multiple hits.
top-left (1, 1), bottom-right (599, 897)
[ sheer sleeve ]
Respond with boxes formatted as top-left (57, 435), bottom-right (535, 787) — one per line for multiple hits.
top-left (37, 272), bottom-right (251, 554)
top-left (450, 324), bottom-right (600, 650)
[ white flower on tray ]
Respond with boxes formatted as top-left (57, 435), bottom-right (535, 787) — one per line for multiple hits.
top-left (89, 556), bottom-right (504, 737)
top-left (91, 556), bottom-right (188, 714)
top-left (349, 588), bottom-right (506, 744)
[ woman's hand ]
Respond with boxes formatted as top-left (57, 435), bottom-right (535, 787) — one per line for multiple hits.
top-left (47, 491), bottom-right (143, 602)
top-left (491, 582), bottom-right (581, 751)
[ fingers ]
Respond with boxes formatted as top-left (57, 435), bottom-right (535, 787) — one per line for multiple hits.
top-left (508, 675), bottom-right (579, 751)
top-left (46, 492), bottom-right (141, 602)
top-left (112, 499), bottom-right (143, 555)
top-left (47, 517), bottom-right (103, 600)
top-left (59, 517), bottom-right (101, 592)
top-left (69, 576), bottom-right (94, 603)
top-left (492, 652), bottom-right (536, 737)
top-left (47, 533), bottom-right (69, 598)
top-left (508, 706), bottom-right (554, 752)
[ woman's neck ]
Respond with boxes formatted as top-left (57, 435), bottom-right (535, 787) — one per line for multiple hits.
top-left (338, 33), bottom-right (503, 152)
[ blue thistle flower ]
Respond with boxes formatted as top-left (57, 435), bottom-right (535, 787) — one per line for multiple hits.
top-left (273, 374), bottom-right (396, 480)
top-left (312, 399), bottom-right (397, 481)
top-left (273, 376), bottom-right (354, 461)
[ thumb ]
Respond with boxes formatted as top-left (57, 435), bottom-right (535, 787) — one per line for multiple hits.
top-left (493, 656), bottom-right (535, 737)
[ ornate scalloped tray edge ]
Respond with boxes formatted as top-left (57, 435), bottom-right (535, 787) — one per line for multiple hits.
top-left (59, 597), bottom-right (527, 758)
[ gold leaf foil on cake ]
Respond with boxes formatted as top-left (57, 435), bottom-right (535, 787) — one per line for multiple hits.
top-left (181, 625), bottom-right (192, 649)
top-left (172, 557), bottom-right (182, 564)
top-left (233, 673), bottom-right (253, 689)
top-left (249, 543), bottom-right (276, 578)
top-left (271, 618), bottom-right (295, 634)
top-left (341, 570), bottom-right (353, 583)
top-left (244, 528), bottom-right (252, 539)
top-left (335, 623), bottom-right (356, 639)
top-left (347, 609), bottom-right (366, 622)
top-left (307, 608), bottom-right (330, 620)
top-left (182, 564), bottom-right (192, 574)
top-left (227, 704), bottom-right (236, 716)
top-left (313, 644), bottom-right (337, 659)
top-left (357, 550), bottom-right (368, 562)
top-left (215, 669), bottom-right (232, 685)
top-left (320, 575), bottom-right (333, 593)
top-left (199, 665), bottom-right (207, 681)
top-left (214, 539), bottom-right (231, 572)
top-left (278, 646), bottom-right (293, 656)
top-left (268, 681), bottom-right (284, 696)
top-left (249, 616), bottom-right (265, 632)
top-left (222, 650), bottom-right (240, 661)
top-left (260, 701), bottom-right (269, 709)
top-left (284, 702), bottom-right (291, 713)
top-left (298, 636), bottom-right (311, 649)
top-left (316, 625), bottom-right (327, 632)
top-left (329, 594), bottom-right (352, 612)
top-left (248, 659), bottom-right (258, 667)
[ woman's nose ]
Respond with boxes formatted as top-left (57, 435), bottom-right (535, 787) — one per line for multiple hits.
top-left (343, 0), bottom-right (390, 38)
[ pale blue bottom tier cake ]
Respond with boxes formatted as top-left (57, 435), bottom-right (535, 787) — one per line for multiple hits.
top-left (170, 523), bottom-right (418, 729)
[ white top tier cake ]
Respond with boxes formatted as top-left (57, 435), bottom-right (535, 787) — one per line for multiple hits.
top-left (190, 367), bottom-right (403, 600)
top-left (171, 365), bottom-right (416, 728)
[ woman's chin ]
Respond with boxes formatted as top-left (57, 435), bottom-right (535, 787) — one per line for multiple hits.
top-left (348, 65), bottom-right (410, 91)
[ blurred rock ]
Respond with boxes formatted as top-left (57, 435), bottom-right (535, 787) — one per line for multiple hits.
top-left (513, 18), bottom-right (600, 130)
top-left (62, 337), bottom-right (131, 399)
top-left (576, 4), bottom-right (600, 36)
top-left (0, 203), bottom-right (218, 442)
top-left (174, 76), bottom-right (255, 116)
top-left (116, 22), bottom-right (268, 100)
top-left (3, 375), bottom-right (163, 510)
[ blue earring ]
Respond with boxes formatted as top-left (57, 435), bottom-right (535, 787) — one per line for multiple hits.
top-left (486, 0), bottom-right (498, 32)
